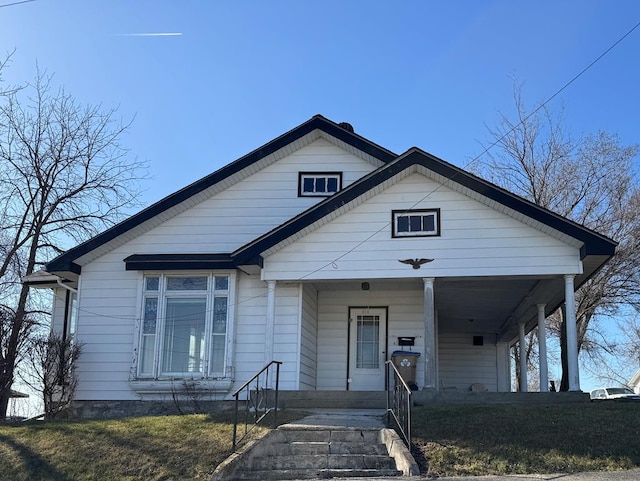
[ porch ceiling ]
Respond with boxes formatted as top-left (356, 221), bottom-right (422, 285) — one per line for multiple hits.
top-left (312, 276), bottom-right (561, 344)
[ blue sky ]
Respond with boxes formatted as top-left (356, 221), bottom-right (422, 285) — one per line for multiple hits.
top-left (2, 0), bottom-right (640, 393)
top-left (3, 1), bottom-right (639, 203)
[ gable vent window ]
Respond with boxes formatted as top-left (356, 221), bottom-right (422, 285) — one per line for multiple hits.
top-left (298, 172), bottom-right (342, 197)
top-left (392, 209), bottom-right (441, 237)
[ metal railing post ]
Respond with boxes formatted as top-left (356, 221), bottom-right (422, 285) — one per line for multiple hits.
top-left (231, 360), bottom-right (283, 451)
top-left (385, 359), bottom-right (413, 447)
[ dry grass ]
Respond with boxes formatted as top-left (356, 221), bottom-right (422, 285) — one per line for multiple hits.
top-left (411, 402), bottom-right (640, 477)
top-left (0, 410), bottom-right (304, 481)
top-left (2, 403), bottom-right (639, 480)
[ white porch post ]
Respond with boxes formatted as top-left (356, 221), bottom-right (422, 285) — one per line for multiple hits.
top-left (537, 304), bottom-right (549, 392)
top-left (423, 277), bottom-right (437, 390)
top-left (564, 274), bottom-right (581, 391)
top-left (496, 342), bottom-right (511, 392)
top-left (518, 322), bottom-right (528, 392)
top-left (264, 280), bottom-right (276, 365)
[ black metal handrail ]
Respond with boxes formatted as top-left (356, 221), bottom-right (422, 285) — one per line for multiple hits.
top-left (385, 360), bottom-right (412, 446)
top-left (232, 360), bottom-right (282, 451)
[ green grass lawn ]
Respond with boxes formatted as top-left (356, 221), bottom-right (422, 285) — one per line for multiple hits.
top-left (411, 402), bottom-right (640, 477)
top-left (1, 403), bottom-right (639, 480)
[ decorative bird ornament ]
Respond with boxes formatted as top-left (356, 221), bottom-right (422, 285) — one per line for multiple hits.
top-left (398, 258), bottom-right (434, 269)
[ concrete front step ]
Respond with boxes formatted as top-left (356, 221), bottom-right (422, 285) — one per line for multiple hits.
top-left (216, 426), bottom-right (407, 480)
top-left (264, 441), bottom-right (389, 456)
top-left (231, 468), bottom-right (402, 480)
top-left (251, 453), bottom-right (397, 470)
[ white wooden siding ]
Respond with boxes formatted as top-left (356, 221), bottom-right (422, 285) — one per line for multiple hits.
top-left (438, 332), bottom-right (498, 391)
top-left (51, 288), bottom-right (67, 333)
top-left (299, 284), bottom-right (318, 389)
top-left (263, 173), bottom-right (582, 281)
top-left (316, 287), bottom-right (425, 391)
top-left (116, 139), bottom-right (377, 254)
top-left (271, 283), bottom-right (301, 390)
top-left (230, 273), bottom-right (268, 392)
top-left (72, 259), bottom-right (140, 400)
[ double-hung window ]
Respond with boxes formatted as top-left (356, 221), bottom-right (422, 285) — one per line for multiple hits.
top-left (138, 273), bottom-right (231, 378)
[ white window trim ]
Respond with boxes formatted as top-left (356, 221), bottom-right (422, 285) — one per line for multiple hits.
top-left (298, 172), bottom-right (342, 197)
top-left (392, 209), bottom-right (441, 238)
top-left (130, 271), bottom-right (236, 384)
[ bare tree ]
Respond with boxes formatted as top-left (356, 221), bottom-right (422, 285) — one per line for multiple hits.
top-left (0, 66), bottom-right (147, 419)
top-left (477, 85), bottom-right (640, 390)
top-left (21, 332), bottom-right (82, 419)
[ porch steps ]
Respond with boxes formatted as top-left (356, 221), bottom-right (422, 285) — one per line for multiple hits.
top-left (215, 426), bottom-right (405, 480)
top-left (277, 390), bottom-right (387, 409)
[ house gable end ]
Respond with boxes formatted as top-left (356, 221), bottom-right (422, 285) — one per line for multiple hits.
top-left (260, 171), bottom-right (587, 280)
top-left (233, 148), bottom-right (616, 266)
top-left (45, 115), bottom-right (397, 276)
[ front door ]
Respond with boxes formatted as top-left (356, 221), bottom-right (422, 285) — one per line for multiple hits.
top-left (348, 307), bottom-right (387, 391)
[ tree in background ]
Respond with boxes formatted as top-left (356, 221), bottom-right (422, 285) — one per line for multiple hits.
top-left (0, 63), bottom-right (147, 419)
top-left (22, 332), bottom-right (82, 419)
top-left (477, 86), bottom-right (640, 390)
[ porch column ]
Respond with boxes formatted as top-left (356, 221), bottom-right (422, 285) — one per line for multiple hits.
top-left (496, 341), bottom-right (511, 392)
top-left (264, 280), bottom-right (276, 365)
top-left (564, 274), bottom-right (580, 391)
top-left (423, 277), bottom-right (437, 390)
top-left (537, 304), bottom-right (549, 392)
top-left (518, 322), bottom-right (528, 392)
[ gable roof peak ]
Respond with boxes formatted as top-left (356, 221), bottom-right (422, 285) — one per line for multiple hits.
top-left (43, 114), bottom-right (397, 275)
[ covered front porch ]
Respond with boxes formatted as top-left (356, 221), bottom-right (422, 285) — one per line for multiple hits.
top-left (265, 273), bottom-right (583, 394)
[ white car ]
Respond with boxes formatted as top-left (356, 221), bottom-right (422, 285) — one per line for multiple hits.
top-left (590, 387), bottom-right (640, 401)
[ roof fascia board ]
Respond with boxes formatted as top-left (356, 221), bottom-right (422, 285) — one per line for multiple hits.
top-left (45, 115), bottom-right (397, 274)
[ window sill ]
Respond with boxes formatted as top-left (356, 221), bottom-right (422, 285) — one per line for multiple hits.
top-left (130, 378), bottom-right (233, 394)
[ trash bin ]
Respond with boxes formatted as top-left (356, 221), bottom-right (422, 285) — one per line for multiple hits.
top-left (391, 350), bottom-right (420, 390)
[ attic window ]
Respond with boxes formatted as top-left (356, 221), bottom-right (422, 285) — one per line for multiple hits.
top-left (392, 209), bottom-right (441, 238)
top-left (298, 172), bottom-right (342, 197)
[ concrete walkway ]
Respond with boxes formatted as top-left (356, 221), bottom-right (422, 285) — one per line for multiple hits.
top-left (281, 409), bottom-right (640, 481)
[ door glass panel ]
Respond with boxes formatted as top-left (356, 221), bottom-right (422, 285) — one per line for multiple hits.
top-left (356, 315), bottom-right (380, 369)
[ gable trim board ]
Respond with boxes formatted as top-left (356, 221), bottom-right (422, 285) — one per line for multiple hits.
top-left (44, 115), bottom-right (397, 278)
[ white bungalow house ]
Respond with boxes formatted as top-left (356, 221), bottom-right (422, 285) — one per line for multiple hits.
top-left (26, 115), bottom-right (615, 413)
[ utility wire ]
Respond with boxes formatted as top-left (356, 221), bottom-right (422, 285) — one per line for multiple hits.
top-left (0, 0), bottom-right (36, 8)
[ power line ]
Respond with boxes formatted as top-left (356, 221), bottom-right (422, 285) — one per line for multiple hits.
top-left (0, 0), bottom-right (36, 8)
top-left (300, 17), bottom-right (640, 278)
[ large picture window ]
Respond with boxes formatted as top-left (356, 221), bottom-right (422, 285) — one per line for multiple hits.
top-left (138, 273), bottom-right (231, 378)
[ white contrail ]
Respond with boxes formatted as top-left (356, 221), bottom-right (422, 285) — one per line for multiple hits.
top-left (117, 33), bottom-right (183, 37)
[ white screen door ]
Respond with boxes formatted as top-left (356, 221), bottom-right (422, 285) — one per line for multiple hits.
top-left (348, 307), bottom-right (386, 391)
